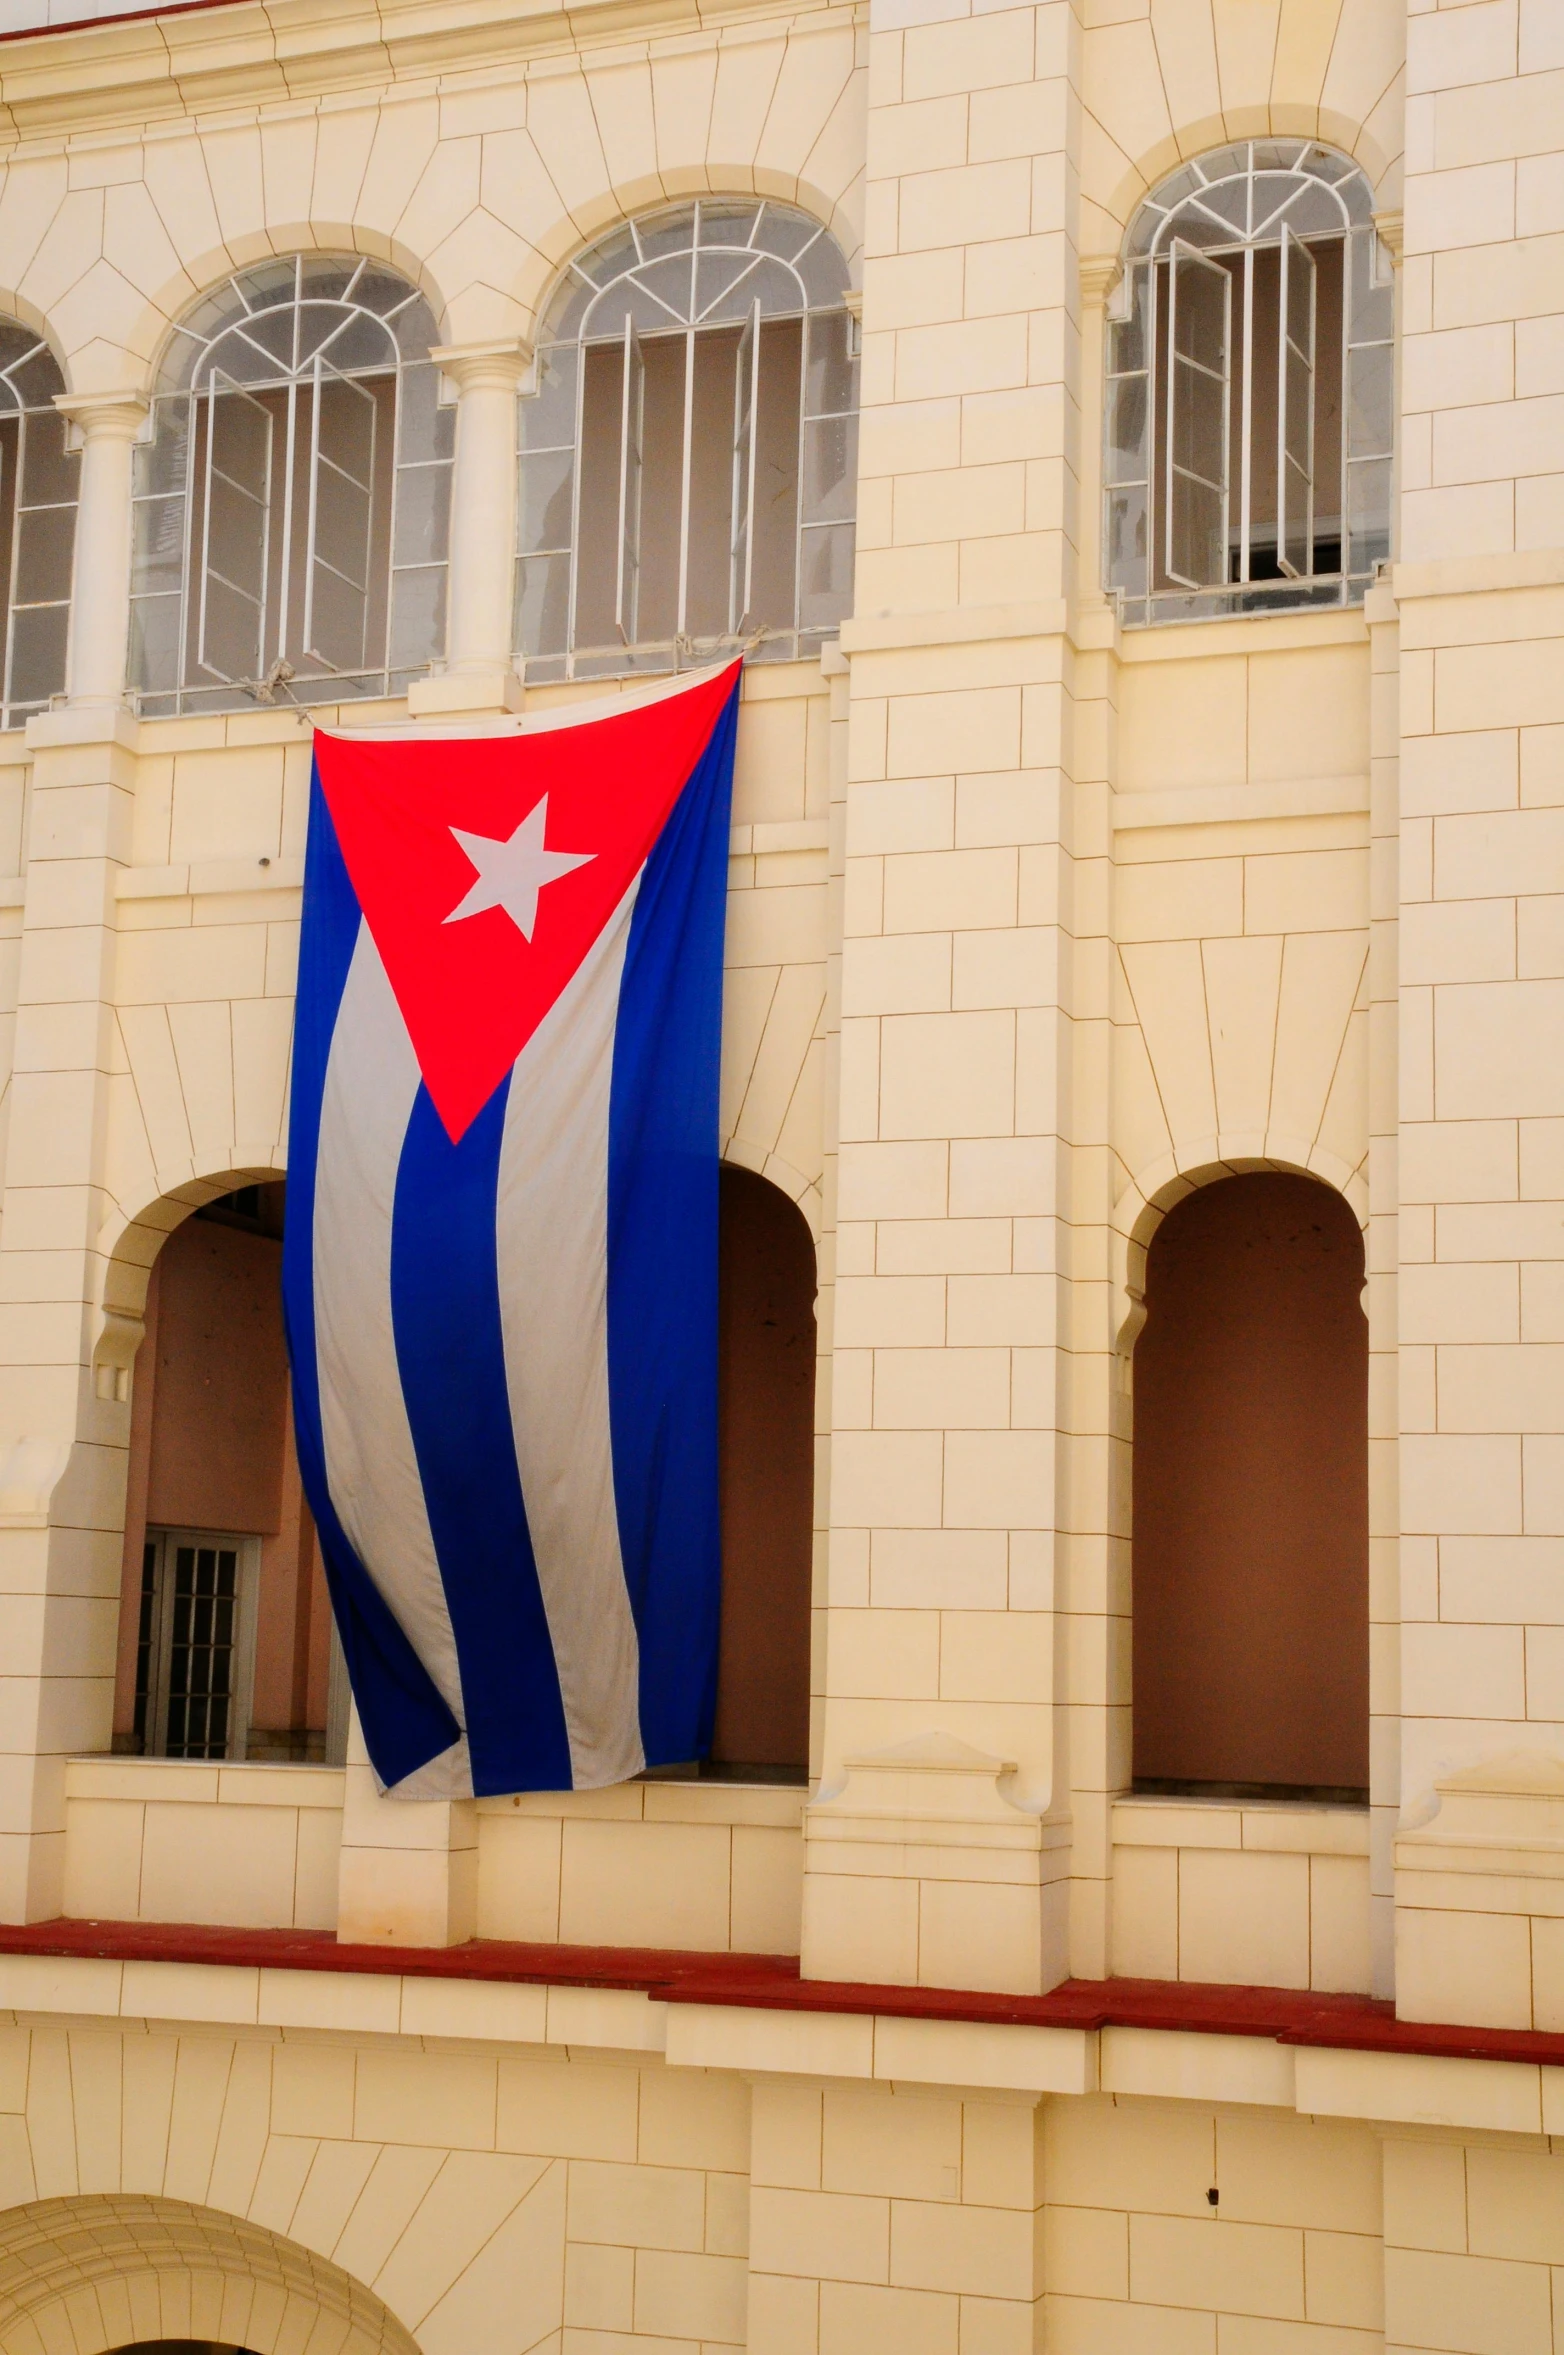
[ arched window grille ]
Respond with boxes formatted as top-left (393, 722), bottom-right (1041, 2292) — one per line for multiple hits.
top-left (129, 256), bottom-right (453, 715)
top-left (516, 200), bottom-right (858, 682)
top-left (1105, 142), bottom-right (1393, 625)
top-left (0, 324), bottom-right (77, 727)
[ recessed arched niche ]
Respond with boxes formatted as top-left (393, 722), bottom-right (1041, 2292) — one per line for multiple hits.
top-left (1131, 1169), bottom-right (1369, 1801)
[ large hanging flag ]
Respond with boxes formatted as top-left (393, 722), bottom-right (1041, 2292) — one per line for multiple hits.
top-left (281, 663), bottom-right (741, 1798)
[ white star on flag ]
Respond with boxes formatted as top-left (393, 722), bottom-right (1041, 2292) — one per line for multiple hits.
top-left (443, 795), bottom-right (595, 940)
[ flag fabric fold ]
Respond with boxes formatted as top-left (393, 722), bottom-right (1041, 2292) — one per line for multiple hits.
top-left (281, 663), bottom-right (741, 1797)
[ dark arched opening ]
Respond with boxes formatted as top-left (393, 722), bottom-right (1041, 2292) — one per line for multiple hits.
top-left (112, 1183), bottom-right (337, 1763)
top-left (711, 1165), bottom-right (817, 1779)
top-left (1132, 1170), bottom-right (1369, 1801)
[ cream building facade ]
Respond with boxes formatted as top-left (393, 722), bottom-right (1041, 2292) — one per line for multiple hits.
top-left (0, 0), bottom-right (1544, 2349)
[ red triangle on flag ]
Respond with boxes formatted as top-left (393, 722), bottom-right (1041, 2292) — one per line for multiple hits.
top-left (314, 664), bottom-right (739, 1143)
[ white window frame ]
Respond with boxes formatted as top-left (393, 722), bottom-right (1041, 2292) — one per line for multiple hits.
top-left (1102, 139), bottom-right (1394, 626)
top-left (137, 1527), bottom-right (261, 1763)
top-left (515, 198), bottom-right (858, 682)
top-left (1164, 239), bottom-right (1231, 592)
top-left (130, 254), bottom-right (454, 716)
top-left (1276, 223), bottom-right (1317, 580)
top-left (0, 326), bottom-right (78, 728)
top-left (196, 371), bottom-right (272, 687)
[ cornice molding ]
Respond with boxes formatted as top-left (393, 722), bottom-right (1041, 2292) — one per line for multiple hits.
top-left (0, 0), bottom-right (863, 146)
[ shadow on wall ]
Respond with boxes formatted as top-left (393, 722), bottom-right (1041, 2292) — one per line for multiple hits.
top-left (1132, 1170), bottom-right (1370, 1804)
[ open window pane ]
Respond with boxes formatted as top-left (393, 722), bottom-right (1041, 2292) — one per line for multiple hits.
top-left (197, 372), bottom-right (271, 684)
top-left (1165, 239), bottom-right (1230, 589)
top-left (1277, 224), bottom-right (1316, 578)
top-left (305, 357), bottom-right (376, 672)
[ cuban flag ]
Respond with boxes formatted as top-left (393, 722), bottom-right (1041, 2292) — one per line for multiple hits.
top-left (281, 663), bottom-right (741, 1798)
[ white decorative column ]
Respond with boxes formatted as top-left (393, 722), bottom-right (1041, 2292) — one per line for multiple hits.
top-left (55, 392), bottom-right (147, 707)
top-left (408, 339), bottom-right (529, 721)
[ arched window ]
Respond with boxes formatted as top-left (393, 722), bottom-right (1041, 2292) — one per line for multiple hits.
top-left (516, 200), bottom-right (858, 682)
top-left (0, 323), bottom-right (77, 726)
top-left (129, 256), bottom-right (453, 714)
top-left (1105, 142), bottom-right (1393, 624)
top-left (115, 1185), bottom-right (341, 1763)
top-left (712, 1166), bottom-right (816, 1778)
top-left (1132, 1171), bottom-right (1369, 1800)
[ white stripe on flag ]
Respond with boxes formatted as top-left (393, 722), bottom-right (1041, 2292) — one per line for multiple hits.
top-left (314, 923), bottom-right (470, 1794)
top-left (497, 880), bottom-right (645, 1789)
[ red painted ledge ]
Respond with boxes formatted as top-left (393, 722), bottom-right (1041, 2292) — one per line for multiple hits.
top-left (0, 1915), bottom-right (1551, 2069)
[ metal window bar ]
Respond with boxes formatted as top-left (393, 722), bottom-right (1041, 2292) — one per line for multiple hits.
top-left (730, 300), bottom-right (759, 634)
top-left (615, 319), bottom-right (644, 644)
top-left (1276, 224), bottom-right (1317, 580)
top-left (675, 323), bottom-right (696, 641)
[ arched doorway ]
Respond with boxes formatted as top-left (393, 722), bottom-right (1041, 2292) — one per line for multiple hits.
top-left (712, 1165), bottom-right (817, 1777)
top-left (1131, 1169), bottom-right (1369, 1799)
top-left (115, 1167), bottom-right (818, 1778)
top-left (112, 1185), bottom-right (339, 1765)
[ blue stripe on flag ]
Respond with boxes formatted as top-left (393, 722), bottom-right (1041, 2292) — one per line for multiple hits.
top-left (390, 1078), bottom-right (575, 1794)
top-left (606, 679), bottom-right (740, 1767)
top-left (282, 763), bottom-right (462, 1785)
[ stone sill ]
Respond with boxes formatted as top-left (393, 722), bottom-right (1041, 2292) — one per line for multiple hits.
top-left (1113, 1794), bottom-right (1370, 1857)
top-left (68, 1753), bottom-right (802, 1829)
top-left (66, 1755), bottom-right (344, 1808)
top-left (477, 1778), bottom-right (805, 1830)
top-left (1116, 603), bottom-right (1370, 663)
top-left (1111, 775), bottom-right (1368, 832)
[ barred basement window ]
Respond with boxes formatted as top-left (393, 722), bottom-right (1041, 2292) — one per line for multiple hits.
top-left (1105, 143), bottom-right (1393, 624)
top-left (129, 256), bottom-right (453, 714)
top-left (0, 324), bottom-right (77, 725)
top-left (516, 200), bottom-right (858, 681)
